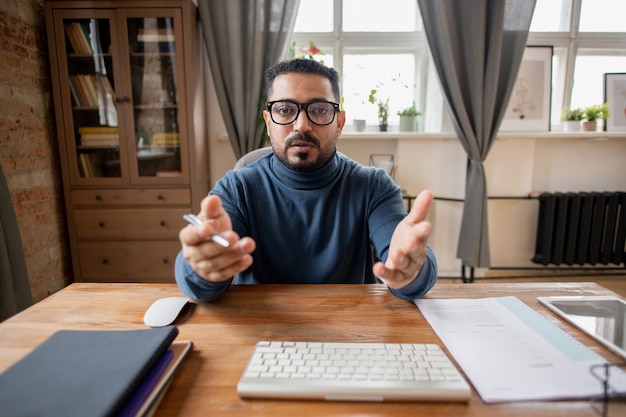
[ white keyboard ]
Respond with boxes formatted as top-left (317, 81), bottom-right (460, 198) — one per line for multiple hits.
top-left (237, 341), bottom-right (471, 402)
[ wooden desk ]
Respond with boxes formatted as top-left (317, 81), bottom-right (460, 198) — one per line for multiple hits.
top-left (1, 282), bottom-right (624, 416)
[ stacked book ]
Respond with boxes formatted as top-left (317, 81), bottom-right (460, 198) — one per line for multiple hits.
top-left (79, 126), bottom-right (119, 147)
top-left (69, 74), bottom-right (116, 108)
top-left (152, 132), bottom-right (180, 147)
top-left (137, 28), bottom-right (175, 43)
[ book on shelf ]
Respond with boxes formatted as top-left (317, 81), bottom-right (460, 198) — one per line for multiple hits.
top-left (78, 153), bottom-right (104, 177)
top-left (79, 126), bottom-right (119, 148)
top-left (79, 126), bottom-right (119, 134)
top-left (137, 28), bottom-right (175, 43)
top-left (70, 75), bottom-right (116, 109)
top-left (80, 138), bottom-right (120, 148)
top-left (0, 326), bottom-right (191, 417)
top-left (68, 76), bottom-right (84, 106)
top-left (65, 22), bottom-right (93, 54)
top-left (80, 133), bottom-right (119, 140)
top-left (82, 74), bottom-right (99, 106)
top-left (152, 132), bottom-right (180, 146)
top-left (72, 74), bottom-right (92, 106)
top-left (156, 169), bottom-right (183, 178)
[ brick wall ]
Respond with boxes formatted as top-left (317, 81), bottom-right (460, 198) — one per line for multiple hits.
top-left (0, 0), bottom-right (71, 302)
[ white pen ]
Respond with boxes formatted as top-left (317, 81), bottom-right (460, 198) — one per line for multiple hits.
top-left (182, 213), bottom-right (230, 248)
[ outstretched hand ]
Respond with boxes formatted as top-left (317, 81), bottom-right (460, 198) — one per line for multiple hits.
top-left (372, 189), bottom-right (433, 289)
top-left (179, 195), bottom-right (256, 282)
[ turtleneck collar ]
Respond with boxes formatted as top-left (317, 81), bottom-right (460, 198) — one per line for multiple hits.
top-left (269, 150), bottom-right (340, 190)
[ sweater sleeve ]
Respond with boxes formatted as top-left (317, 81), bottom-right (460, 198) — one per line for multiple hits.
top-left (174, 250), bottom-right (233, 302)
top-left (387, 246), bottom-right (438, 301)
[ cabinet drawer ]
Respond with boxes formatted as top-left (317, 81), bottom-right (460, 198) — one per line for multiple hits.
top-left (77, 241), bottom-right (181, 282)
top-left (74, 208), bottom-right (188, 239)
top-left (71, 189), bottom-right (191, 206)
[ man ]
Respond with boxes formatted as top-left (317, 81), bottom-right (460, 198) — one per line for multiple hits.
top-left (175, 58), bottom-right (437, 302)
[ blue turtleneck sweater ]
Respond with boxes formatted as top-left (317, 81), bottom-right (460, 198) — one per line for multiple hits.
top-left (175, 151), bottom-right (437, 301)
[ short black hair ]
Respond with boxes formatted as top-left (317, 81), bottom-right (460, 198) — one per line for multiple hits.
top-left (264, 58), bottom-right (341, 102)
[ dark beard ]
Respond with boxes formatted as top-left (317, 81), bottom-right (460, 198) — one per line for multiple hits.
top-left (279, 132), bottom-right (334, 172)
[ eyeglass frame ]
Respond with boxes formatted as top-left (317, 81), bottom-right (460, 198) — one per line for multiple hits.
top-left (265, 99), bottom-right (341, 126)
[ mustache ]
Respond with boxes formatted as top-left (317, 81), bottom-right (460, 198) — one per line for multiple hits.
top-left (285, 132), bottom-right (320, 148)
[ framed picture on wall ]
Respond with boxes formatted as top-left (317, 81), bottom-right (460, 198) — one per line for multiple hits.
top-left (604, 73), bottom-right (626, 132)
top-left (500, 45), bottom-right (553, 132)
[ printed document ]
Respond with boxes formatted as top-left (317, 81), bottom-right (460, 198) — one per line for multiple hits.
top-left (414, 296), bottom-right (626, 402)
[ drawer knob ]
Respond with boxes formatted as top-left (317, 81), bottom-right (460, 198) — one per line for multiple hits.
top-left (160, 220), bottom-right (166, 227)
top-left (98, 221), bottom-right (106, 228)
top-left (162, 258), bottom-right (169, 264)
top-left (157, 194), bottom-right (165, 200)
top-left (95, 194), bottom-right (102, 201)
top-left (102, 258), bottom-right (109, 265)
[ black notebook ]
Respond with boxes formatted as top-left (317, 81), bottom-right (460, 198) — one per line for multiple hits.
top-left (0, 326), bottom-right (179, 417)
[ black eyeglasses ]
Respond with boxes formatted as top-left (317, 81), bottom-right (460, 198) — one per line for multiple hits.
top-left (266, 99), bottom-right (340, 126)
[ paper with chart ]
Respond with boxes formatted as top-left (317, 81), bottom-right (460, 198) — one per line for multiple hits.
top-left (414, 296), bottom-right (626, 402)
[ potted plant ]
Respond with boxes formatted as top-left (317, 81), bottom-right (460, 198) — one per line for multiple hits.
top-left (561, 107), bottom-right (583, 132)
top-left (397, 105), bottom-right (421, 132)
top-left (581, 103), bottom-right (610, 132)
top-left (368, 89), bottom-right (389, 131)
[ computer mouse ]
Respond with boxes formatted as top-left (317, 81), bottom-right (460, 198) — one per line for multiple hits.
top-left (143, 296), bottom-right (190, 327)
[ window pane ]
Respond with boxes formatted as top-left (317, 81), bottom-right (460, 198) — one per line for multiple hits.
top-left (343, 0), bottom-right (416, 32)
top-left (529, 0), bottom-right (569, 32)
top-left (580, 0), bottom-right (626, 32)
top-left (571, 54), bottom-right (626, 112)
top-left (342, 54), bottom-right (415, 128)
top-left (293, 0), bottom-right (333, 32)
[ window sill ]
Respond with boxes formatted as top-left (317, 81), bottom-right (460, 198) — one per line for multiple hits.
top-left (340, 131), bottom-right (626, 141)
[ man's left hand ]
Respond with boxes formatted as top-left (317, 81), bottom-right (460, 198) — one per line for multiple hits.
top-left (373, 189), bottom-right (433, 289)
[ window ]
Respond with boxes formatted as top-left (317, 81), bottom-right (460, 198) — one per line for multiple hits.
top-left (528, 0), bottom-right (626, 128)
top-left (292, 0), bottom-right (426, 130)
top-left (292, 0), bottom-right (626, 132)
top-left (342, 0), bottom-right (417, 32)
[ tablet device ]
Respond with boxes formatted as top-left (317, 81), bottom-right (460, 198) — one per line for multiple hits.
top-left (538, 295), bottom-right (626, 360)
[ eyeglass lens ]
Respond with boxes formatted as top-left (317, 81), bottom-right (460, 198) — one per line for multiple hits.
top-left (269, 101), bottom-right (337, 126)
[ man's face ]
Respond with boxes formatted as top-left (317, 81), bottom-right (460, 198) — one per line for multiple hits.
top-left (263, 72), bottom-right (346, 172)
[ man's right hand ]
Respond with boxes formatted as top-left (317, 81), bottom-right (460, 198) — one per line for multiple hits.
top-left (179, 195), bottom-right (256, 282)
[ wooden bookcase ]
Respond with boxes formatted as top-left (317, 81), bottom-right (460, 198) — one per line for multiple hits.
top-left (44, 0), bottom-right (209, 282)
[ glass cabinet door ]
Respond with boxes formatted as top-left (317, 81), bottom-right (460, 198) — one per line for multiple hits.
top-left (61, 14), bottom-right (121, 181)
top-left (126, 15), bottom-right (183, 181)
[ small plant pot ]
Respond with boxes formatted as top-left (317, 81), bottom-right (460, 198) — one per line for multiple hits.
top-left (379, 124), bottom-right (388, 132)
top-left (399, 115), bottom-right (417, 132)
top-left (353, 119), bottom-right (366, 132)
top-left (581, 120), bottom-right (597, 132)
top-left (563, 120), bottom-right (581, 132)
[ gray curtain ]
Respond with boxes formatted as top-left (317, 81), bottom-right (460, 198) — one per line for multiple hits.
top-left (417, 0), bottom-right (536, 268)
top-left (0, 164), bottom-right (32, 321)
top-left (198, 0), bottom-right (300, 159)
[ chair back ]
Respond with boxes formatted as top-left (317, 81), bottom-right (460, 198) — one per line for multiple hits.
top-left (234, 147), bottom-right (273, 170)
